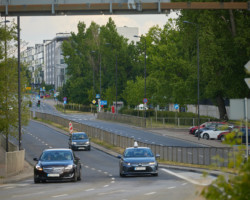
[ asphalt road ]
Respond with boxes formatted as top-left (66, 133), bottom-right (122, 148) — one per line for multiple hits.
top-left (31, 98), bottom-right (207, 147)
top-left (1, 120), bottom-right (215, 200)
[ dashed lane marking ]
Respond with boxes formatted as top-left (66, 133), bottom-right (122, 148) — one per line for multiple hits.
top-left (52, 194), bottom-right (68, 198)
top-left (145, 192), bottom-right (156, 195)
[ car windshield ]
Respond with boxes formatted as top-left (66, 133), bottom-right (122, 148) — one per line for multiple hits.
top-left (40, 151), bottom-right (73, 161)
top-left (124, 148), bottom-right (153, 158)
top-left (72, 134), bottom-right (87, 140)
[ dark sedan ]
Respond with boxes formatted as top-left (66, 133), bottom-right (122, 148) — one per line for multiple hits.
top-left (69, 132), bottom-right (91, 151)
top-left (33, 148), bottom-right (81, 183)
top-left (117, 144), bottom-right (159, 177)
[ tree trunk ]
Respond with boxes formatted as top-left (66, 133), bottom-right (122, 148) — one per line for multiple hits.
top-left (216, 95), bottom-right (228, 121)
top-left (229, 0), bottom-right (236, 37)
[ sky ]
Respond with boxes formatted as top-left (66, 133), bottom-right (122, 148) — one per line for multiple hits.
top-left (2, 12), bottom-right (178, 47)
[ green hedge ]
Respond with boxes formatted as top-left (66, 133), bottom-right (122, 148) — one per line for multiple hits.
top-left (119, 107), bottom-right (217, 120)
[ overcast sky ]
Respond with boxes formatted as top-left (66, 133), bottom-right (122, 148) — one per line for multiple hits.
top-left (2, 12), bottom-right (177, 47)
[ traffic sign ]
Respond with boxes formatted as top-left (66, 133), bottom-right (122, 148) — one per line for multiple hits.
top-left (63, 97), bottom-right (67, 101)
top-left (174, 104), bottom-right (179, 110)
top-left (245, 78), bottom-right (250, 89)
top-left (92, 100), bottom-right (96, 104)
top-left (245, 60), bottom-right (250, 74)
top-left (100, 100), bottom-right (107, 105)
top-left (96, 94), bottom-right (100, 98)
top-left (143, 98), bottom-right (148, 104)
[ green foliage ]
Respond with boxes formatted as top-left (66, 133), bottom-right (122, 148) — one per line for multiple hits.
top-left (62, 18), bottom-right (139, 105)
top-left (201, 127), bottom-right (250, 200)
top-left (0, 21), bottom-right (29, 150)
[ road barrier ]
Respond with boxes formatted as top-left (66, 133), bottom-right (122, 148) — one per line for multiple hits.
top-left (0, 134), bottom-right (25, 177)
top-left (33, 111), bottom-right (238, 167)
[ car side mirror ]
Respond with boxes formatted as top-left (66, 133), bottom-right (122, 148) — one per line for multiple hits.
top-left (117, 155), bottom-right (122, 159)
top-left (75, 156), bottom-right (80, 160)
top-left (33, 158), bottom-right (38, 161)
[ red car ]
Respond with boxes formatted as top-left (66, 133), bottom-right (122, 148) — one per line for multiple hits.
top-left (189, 121), bottom-right (227, 135)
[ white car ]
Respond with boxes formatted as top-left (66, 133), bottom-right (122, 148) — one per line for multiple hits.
top-left (200, 128), bottom-right (231, 140)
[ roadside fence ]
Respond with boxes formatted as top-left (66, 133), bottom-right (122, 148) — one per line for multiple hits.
top-left (33, 111), bottom-right (237, 167)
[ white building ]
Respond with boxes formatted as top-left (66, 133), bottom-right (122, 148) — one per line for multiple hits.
top-left (21, 44), bottom-right (44, 88)
top-left (117, 26), bottom-right (139, 43)
top-left (44, 33), bottom-right (70, 90)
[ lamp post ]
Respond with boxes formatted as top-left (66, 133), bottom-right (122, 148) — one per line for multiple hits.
top-left (183, 20), bottom-right (200, 140)
top-left (106, 43), bottom-right (118, 114)
top-left (134, 35), bottom-right (147, 128)
top-left (17, 16), bottom-right (22, 150)
top-left (91, 50), bottom-right (102, 112)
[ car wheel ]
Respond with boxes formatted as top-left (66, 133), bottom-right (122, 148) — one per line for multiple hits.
top-left (221, 135), bottom-right (225, 142)
top-left (72, 171), bottom-right (77, 182)
top-left (120, 172), bottom-right (126, 177)
top-left (77, 169), bottom-right (82, 181)
top-left (203, 133), bottom-right (209, 140)
top-left (88, 146), bottom-right (91, 151)
top-left (34, 177), bottom-right (40, 184)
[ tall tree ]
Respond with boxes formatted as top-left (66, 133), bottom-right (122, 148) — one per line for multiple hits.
top-left (177, 8), bottom-right (250, 119)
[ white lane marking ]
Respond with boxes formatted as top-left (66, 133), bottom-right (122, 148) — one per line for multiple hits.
top-left (91, 168), bottom-right (96, 170)
top-left (161, 168), bottom-right (211, 186)
top-left (168, 186), bottom-right (176, 189)
top-left (98, 190), bottom-right (126, 196)
top-left (4, 187), bottom-right (14, 189)
top-left (182, 182), bottom-right (187, 186)
top-left (103, 185), bottom-right (109, 187)
top-left (145, 192), bottom-right (156, 195)
top-left (85, 188), bottom-right (95, 192)
top-left (52, 194), bottom-right (68, 198)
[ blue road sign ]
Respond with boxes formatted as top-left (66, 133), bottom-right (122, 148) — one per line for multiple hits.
top-left (174, 104), bottom-right (179, 110)
top-left (143, 98), bottom-right (148, 104)
top-left (100, 100), bottom-right (107, 105)
top-left (96, 94), bottom-right (100, 99)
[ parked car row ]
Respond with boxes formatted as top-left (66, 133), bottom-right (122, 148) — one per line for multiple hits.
top-left (189, 122), bottom-right (249, 144)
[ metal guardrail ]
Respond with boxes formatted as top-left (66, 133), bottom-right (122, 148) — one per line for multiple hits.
top-left (34, 111), bottom-right (237, 167)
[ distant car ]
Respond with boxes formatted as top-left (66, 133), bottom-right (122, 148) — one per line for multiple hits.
top-left (189, 122), bottom-right (227, 135)
top-left (117, 142), bottom-right (159, 177)
top-left (69, 132), bottom-right (91, 151)
top-left (33, 148), bottom-right (81, 183)
top-left (218, 127), bottom-right (250, 144)
top-left (200, 126), bottom-right (232, 140)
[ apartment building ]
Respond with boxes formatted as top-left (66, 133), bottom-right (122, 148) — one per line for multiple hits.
top-left (44, 33), bottom-right (70, 90)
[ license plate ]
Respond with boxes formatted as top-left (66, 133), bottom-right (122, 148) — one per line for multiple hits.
top-left (78, 147), bottom-right (85, 149)
top-left (135, 167), bottom-right (146, 170)
top-left (47, 174), bottom-right (60, 177)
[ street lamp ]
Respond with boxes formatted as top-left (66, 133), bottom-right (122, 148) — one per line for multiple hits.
top-left (91, 50), bottom-right (102, 112)
top-left (183, 20), bottom-right (200, 140)
top-left (106, 43), bottom-right (118, 114)
top-left (134, 35), bottom-right (147, 128)
top-left (17, 16), bottom-right (22, 149)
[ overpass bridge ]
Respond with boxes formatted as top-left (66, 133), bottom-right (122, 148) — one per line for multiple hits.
top-left (0, 0), bottom-right (249, 16)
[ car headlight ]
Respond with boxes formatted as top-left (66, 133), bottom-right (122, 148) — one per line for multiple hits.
top-left (72, 142), bottom-right (76, 145)
top-left (124, 162), bottom-right (131, 166)
top-left (85, 141), bottom-right (90, 145)
top-left (35, 165), bottom-right (43, 171)
top-left (149, 162), bottom-right (156, 165)
top-left (65, 165), bottom-right (73, 170)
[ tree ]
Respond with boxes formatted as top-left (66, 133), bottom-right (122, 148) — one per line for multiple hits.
top-left (177, 7), bottom-right (250, 119)
top-left (0, 21), bottom-right (29, 152)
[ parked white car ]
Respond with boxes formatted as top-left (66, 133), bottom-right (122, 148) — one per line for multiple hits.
top-left (200, 128), bottom-right (231, 140)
